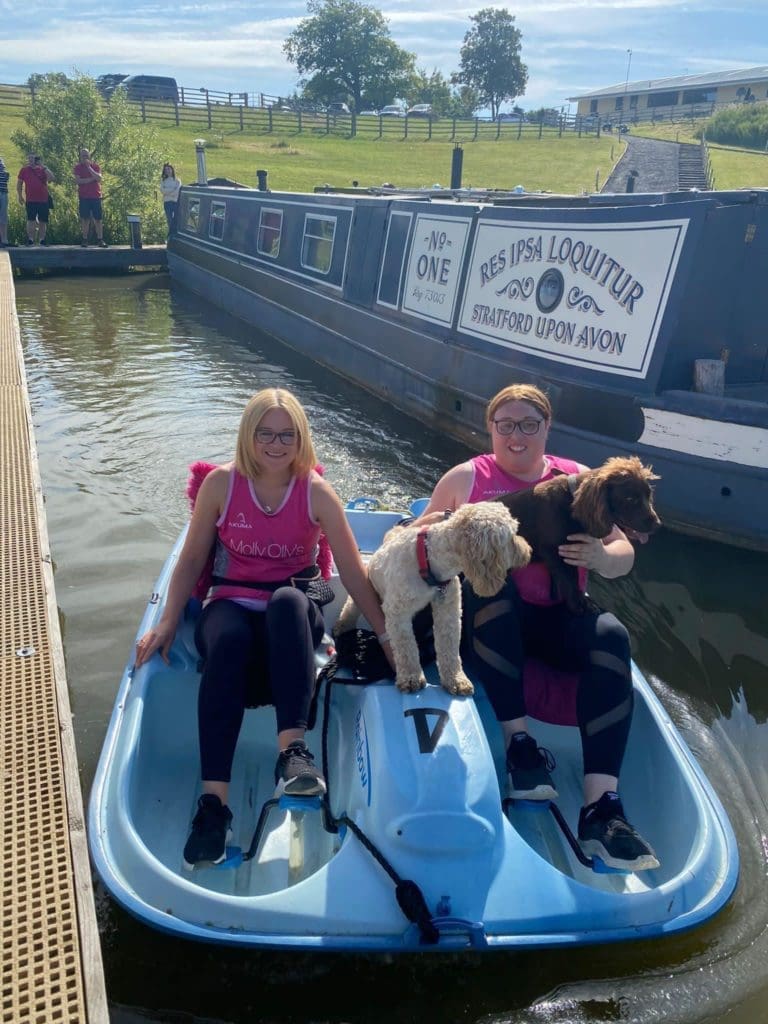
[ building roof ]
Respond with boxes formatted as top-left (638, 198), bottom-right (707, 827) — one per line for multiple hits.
top-left (569, 65), bottom-right (768, 101)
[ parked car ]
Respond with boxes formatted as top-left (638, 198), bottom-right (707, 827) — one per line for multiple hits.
top-left (96, 73), bottom-right (128, 99)
top-left (119, 75), bottom-right (179, 103)
top-left (380, 104), bottom-right (405, 117)
top-left (327, 101), bottom-right (350, 114)
top-left (407, 103), bottom-right (434, 119)
top-left (617, 123), bottom-right (631, 133)
top-left (358, 109), bottom-right (379, 116)
top-left (497, 112), bottom-right (522, 122)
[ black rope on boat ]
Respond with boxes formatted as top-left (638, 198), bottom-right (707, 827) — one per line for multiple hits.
top-left (316, 659), bottom-right (439, 944)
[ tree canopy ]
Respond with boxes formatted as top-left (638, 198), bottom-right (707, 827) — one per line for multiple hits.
top-left (452, 8), bottom-right (528, 119)
top-left (11, 73), bottom-right (166, 243)
top-left (284, 0), bottom-right (416, 111)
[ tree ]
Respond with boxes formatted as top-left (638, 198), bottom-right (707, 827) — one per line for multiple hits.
top-left (445, 85), bottom-right (483, 120)
top-left (408, 69), bottom-right (453, 115)
top-left (11, 73), bottom-right (166, 244)
top-left (452, 8), bottom-right (528, 119)
top-left (284, 0), bottom-right (416, 112)
top-left (27, 72), bottom-right (70, 94)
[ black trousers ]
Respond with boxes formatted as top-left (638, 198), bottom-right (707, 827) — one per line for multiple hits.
top-left (462, 578), bottom-right (633, 778)
top-left (194, 590), bottom-right (325, 782)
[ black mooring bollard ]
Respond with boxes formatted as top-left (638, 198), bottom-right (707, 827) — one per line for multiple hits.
top-left (450, 145), bottom-right (464, 190)
top-left (626, 169), bottom-right (638, 193)
top-left (256, 169), bottom-right (268, 191)
top-left (127, 215), bottom-right (143, 249)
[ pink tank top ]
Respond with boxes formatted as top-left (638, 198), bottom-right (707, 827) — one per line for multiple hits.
top-left (208, 469), bottom-right (321, 607)
top-left (467, 453), bottom-right (587, 606)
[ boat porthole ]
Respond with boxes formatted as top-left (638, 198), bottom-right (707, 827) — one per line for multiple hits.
top-left (721, 487), bottom-right (731, 497)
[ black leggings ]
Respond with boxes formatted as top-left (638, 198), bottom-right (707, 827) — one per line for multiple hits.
top-left (463, 579), bottom-right (633, 778)
top-left (194, 590), bottom-right (325, 782)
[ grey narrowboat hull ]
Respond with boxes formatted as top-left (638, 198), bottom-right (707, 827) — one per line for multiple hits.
top-left (168, 186), bottom-right (768, 550)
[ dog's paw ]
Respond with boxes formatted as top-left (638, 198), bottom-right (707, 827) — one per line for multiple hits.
top-left (396, 673), bottom-right (427, 693)
top-left (443, 672), bottom-right (474, 697)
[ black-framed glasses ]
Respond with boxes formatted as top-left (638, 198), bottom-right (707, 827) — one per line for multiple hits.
top-left (254, 428), bottom-right (297, 445)
top-left (492, 417), bottom-right (545, 436)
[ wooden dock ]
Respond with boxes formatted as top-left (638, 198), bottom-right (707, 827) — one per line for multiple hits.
top-left (8, 243), bottom-right (167, 275)
top-left (0, 252), bottom-right (108, 1023)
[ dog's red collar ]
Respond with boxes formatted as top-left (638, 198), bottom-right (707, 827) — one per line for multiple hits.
top-left (416, 527), bottom-right (451, 590)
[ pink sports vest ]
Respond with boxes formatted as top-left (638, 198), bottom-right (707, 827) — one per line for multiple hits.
top-left (467, 453), bottom-right (587, 606)
top-left (208, 469), bottom-right (321, 606)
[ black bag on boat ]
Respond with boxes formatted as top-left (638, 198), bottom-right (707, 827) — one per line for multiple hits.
top-left (331, 606), bottom-right (436, 683)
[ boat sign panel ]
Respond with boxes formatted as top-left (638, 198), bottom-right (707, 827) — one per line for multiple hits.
top-left (402, 214), bottom-right (471, 325)
top-left (458, 218), bottom-right (688, 378)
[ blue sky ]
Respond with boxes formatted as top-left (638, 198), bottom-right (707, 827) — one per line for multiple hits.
top-left (2, 0), bottom-right (767, 111)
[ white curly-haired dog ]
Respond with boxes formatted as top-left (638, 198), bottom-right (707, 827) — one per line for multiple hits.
top-left (334, 502), bottom-right (531, 695)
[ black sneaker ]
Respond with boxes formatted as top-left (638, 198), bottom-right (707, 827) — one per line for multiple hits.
top-left (80, 241), bottom-right (88, 247)
top-left (506, 731), bottom-right (558, 800)
top-left (25, 238), bottom-right (34, 246)
top-left (275, 740), bottom-right (326, 796)
top-left (39, 238), bottom-right (49, 246)
top-left (182, 793), bottom-right (233, 869)
top-left (98, 240), bottom-right (108, 248)
top-left (578, 791), bottom-right (660, 872)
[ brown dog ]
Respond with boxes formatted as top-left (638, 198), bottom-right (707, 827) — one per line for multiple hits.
top-left (496, 455), bottom-right (661, 614)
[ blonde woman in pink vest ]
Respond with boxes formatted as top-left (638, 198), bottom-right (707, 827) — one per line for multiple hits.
top-left (134, 388), bottom-right (392, 868)
top-left (418, 383), bottom-right (658, 872)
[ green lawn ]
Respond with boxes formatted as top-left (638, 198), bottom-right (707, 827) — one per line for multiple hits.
top-left (0, 96), bottom-right (619, 198)
top-left (141, 122), bottom-right (625, 196)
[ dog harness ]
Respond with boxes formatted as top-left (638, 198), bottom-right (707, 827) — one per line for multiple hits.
top-left (416, 527), bottom-right (451, 592)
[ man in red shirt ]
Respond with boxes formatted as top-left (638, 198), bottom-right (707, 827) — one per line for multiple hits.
top-left (73, 148), bottom-right (107, 247)
top-left (16, 153), bottom-right (54, 245)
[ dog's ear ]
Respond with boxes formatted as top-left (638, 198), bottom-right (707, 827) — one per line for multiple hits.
top-left (509, 531), bottom-right (532, 570)
top-left (463, 515), bottom-right (521, 597)
top-left (571, 468), bottom-right (614, 537)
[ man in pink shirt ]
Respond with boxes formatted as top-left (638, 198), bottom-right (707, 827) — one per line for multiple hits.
top-left (73, 148), bottom-right (107, 247)
top-left (17, 153), bottom-right (54, 245)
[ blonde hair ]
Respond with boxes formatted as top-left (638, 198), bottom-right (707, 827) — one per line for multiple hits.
top-left (234, 389), bottom-right (317, 479)
top-left (486, 383), bottom-right (552, 427)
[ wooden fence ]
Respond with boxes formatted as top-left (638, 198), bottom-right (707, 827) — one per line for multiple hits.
top-left (0, 80), bottom-right (732, 142)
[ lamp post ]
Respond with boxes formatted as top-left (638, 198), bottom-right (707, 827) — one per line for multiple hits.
top-left (624, 48), bottom-right (633, 92)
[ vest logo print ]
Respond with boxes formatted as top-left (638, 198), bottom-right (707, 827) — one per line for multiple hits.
top-left (228, 511), bottom-right (252, 529)
top-left (230, 538), bottom-right (306, 559)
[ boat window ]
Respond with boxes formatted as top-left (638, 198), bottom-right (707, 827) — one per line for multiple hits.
top-left (185, 199), bottom-right (200, 233)
top-left (257, 208), bottom-right (282, 258)
top-left (378, 211), bottom-right (411, 307)
top-left (209, 201), bottom-right (226, 241)
top-left (301, 215), bottom-right (335, 274)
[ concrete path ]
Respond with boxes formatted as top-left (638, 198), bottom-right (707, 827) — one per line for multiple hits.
top-left (602, 135), bottom-right (681, 194)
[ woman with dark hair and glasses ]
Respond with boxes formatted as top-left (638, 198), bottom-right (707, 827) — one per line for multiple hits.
top-left (134, 388), bottom-right (392, 868)
top-left (417, 383), bottom-right (657, 872)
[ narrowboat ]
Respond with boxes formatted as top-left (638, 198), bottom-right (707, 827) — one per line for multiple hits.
top-left (167, 181), bottom-right (768, 550)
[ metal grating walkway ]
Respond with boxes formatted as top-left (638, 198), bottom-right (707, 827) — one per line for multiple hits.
top-left (0, 254), bottom-right (108, 1023)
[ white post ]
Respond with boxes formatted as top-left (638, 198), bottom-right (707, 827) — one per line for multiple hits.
top-left (194, 139), bottom-right (207, 185)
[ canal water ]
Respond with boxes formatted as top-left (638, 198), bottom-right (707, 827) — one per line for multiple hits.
top-left (15, 274), bottom-right (768, 1024)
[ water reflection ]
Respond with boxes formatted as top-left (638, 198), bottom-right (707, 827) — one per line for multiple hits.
top-left (14, 274), bottom-right (768, 1024)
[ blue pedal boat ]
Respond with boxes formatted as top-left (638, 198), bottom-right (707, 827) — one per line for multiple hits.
top-left (88, 504), bottom-right (738, 950)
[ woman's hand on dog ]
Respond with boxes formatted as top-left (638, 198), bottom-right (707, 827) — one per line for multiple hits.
top-left (558, 533), bottom-right (606, 572)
